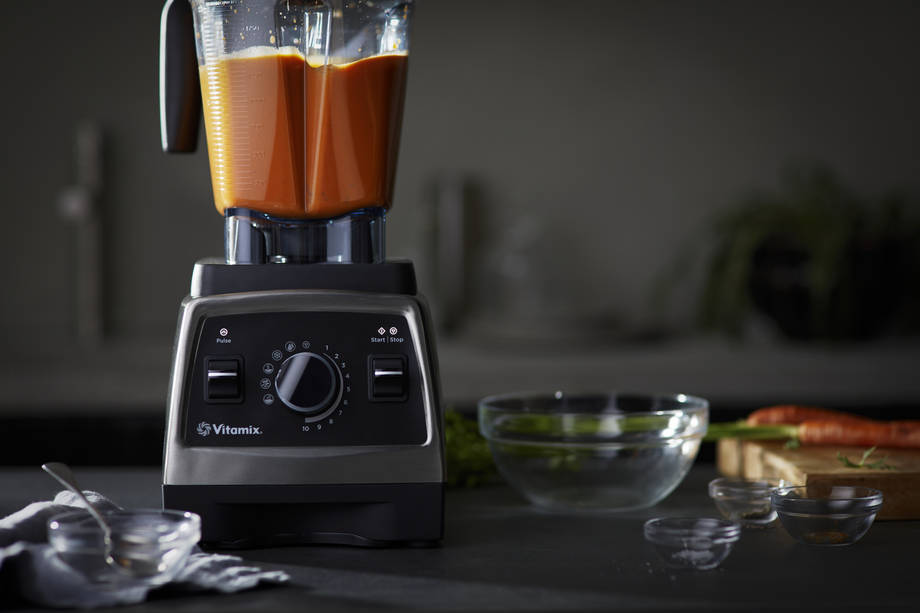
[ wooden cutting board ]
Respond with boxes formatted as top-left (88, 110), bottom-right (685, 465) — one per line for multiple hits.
top-left (716, 439), bottom-right (920, 520)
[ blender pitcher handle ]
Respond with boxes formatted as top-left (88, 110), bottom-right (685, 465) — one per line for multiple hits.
top-left (159, 0), bottom-right (201, 153)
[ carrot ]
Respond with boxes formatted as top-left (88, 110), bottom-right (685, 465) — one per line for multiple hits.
top-left (706, 405), bottom-right (920, 447)
top-left (797, 420), bottom-right (920, 449)
top-left (706, 418), bottom-right (920, 448)
top-left (746, 405), bottom-right (876, 426)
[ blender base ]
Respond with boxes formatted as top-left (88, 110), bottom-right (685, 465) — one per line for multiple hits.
top-left (163, 482), bottom-right (444, 547)
top-left (162, 259), bottom-right (445, 548)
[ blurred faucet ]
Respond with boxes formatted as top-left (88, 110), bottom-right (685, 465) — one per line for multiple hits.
top-left (426, 175), bottom-right (478, 334)
top-left (57, 122), bottom-right (104, 348)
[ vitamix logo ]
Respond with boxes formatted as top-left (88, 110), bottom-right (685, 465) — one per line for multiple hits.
top-left (196, 421), bottom-right (262, 436)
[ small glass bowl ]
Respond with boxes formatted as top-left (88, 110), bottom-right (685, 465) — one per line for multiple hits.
top-left (771, 484), bottom-right (883, 546)
top-left (708, 477), bottom-right (784, 528)
top-left (644, 517), bottom-right (741, 570)
top-left (48, 509), bottom-right (201, 587)
top-left (478, 391), bottom-right (708, 512)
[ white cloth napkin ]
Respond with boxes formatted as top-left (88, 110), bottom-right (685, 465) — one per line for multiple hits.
top-left (0, 490), bottom-right (289, 609)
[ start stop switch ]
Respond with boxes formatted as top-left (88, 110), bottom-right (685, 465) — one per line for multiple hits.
top-left (369, 355), bottom-right (407, 401)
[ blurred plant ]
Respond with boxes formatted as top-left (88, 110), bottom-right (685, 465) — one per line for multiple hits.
top-left (695, 166), bottom-right (920, 340)
top-left (444, 409), bottom-right (496, 488)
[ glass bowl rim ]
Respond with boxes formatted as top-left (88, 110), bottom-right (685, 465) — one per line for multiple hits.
top-left (478, 390), bottom-right (708, 445)
top-left (708, 477), bottom-right (786, 497)
top-left (770, 484), bottom-right (883, 505)
top-left (478, 390), bottom-right (709, 416)
top-left (48, 508), bottom-right (201, 543)
top-left (643, 517), bottom-right (741, 541)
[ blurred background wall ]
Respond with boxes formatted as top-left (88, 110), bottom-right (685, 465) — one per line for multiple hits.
top-left (2, 0), bottom-right (918, 346)
top-left (0, 1), bottom-right (918, 463)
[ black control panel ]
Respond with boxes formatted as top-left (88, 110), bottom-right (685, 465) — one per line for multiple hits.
top-left (184, 311), bottom-right (427, 447)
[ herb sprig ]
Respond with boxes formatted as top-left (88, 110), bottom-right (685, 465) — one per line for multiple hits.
top-left (836, 446), bottom-right (896, 471)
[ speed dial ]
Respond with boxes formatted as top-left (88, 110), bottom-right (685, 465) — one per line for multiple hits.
top-left (274, 352), bottom-right (342, 421)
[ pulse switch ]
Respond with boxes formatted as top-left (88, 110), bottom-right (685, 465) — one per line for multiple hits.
top-left (205, 357), bottom-right (243, 402)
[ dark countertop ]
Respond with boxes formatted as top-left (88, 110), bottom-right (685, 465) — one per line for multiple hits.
top-left (2, 466), bottom-right (918, 612)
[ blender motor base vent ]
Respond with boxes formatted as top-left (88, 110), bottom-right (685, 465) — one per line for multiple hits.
top-left (163, 482), bottom-right (444, 547)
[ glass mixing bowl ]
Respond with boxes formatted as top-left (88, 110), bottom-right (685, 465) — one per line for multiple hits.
top-left (48, 509), bottom-right (201, 588)
top-left (478, 391), bottom-right (708, 512)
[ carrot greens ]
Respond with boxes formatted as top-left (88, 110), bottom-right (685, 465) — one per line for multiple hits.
top-left (703, 421), bottom-right (798, 442)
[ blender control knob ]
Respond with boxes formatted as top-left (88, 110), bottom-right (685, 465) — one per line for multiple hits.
top-left (274, 352), bottom-right (341, 418)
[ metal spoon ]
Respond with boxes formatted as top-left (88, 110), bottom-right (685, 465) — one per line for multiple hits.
top-left (41, 462), bottom-right (127, 573)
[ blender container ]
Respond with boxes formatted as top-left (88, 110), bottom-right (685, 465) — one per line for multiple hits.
top-left (160, 0), bottom-right (413, 263)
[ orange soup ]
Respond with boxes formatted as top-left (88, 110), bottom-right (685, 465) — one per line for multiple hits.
top-left (200, 50), bottom-right (408, 219)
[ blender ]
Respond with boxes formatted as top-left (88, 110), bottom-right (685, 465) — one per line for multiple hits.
top-left (158, 0), bottom-right (444, 546)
